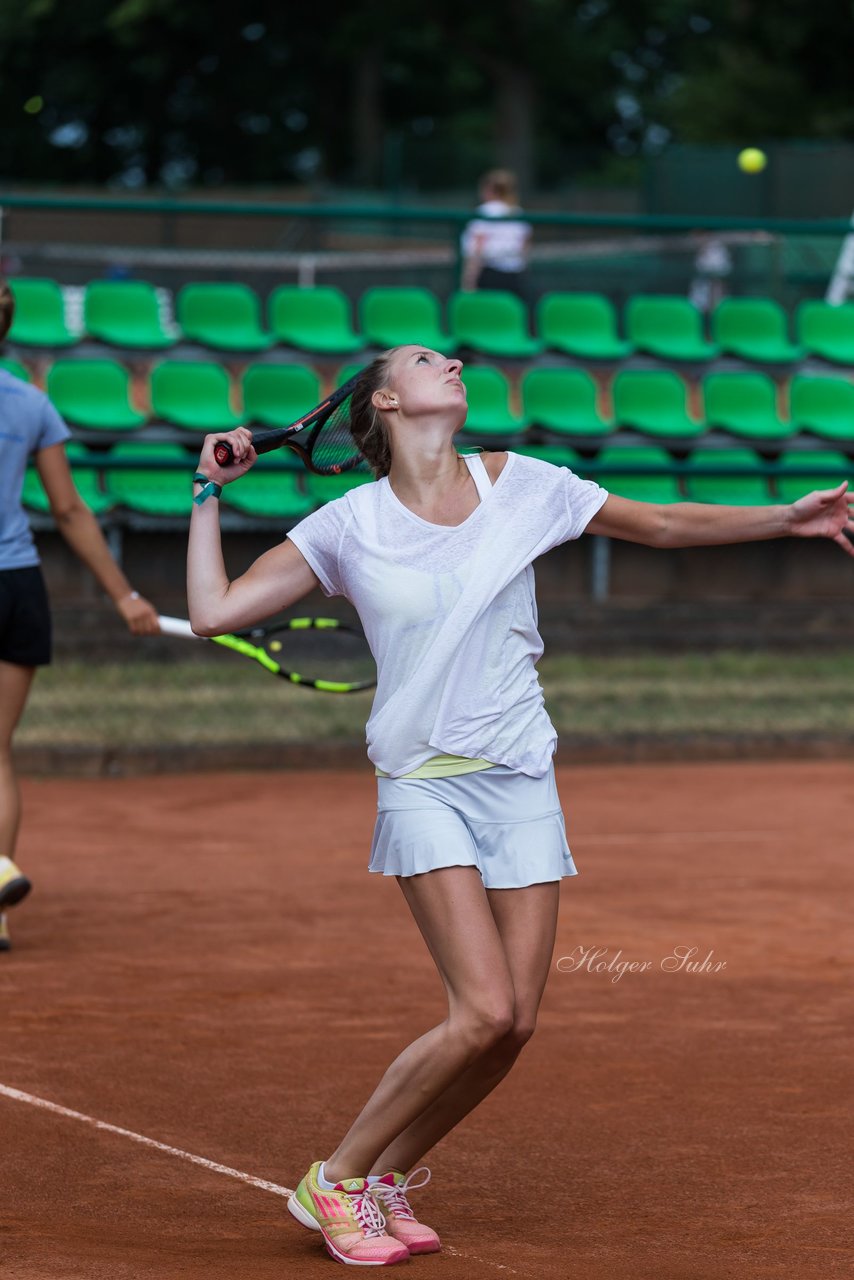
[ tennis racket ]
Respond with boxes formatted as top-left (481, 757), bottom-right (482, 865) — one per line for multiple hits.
top-left (158, 616), bottom-right (375, 693)
top-left (212, 369), bottom-right (366, 475)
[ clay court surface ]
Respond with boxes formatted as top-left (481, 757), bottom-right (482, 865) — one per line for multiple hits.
top-left (3, 760), bottom-right (852, 1279)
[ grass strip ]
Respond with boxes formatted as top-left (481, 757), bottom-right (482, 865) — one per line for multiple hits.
top-left (17, 651), bottom-right (854, 747)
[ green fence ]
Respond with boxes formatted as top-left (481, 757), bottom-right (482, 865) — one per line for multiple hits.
top-left (2, 192), bottom-right (853, 307)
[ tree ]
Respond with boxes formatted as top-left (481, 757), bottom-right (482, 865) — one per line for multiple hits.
top-left (0, 1), bottom-right (852, 191)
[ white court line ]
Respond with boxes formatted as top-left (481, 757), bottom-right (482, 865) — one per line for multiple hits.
top-left (0, 1083), bottom-right (292, 1197)
top-left (0, 1082), bottom-right (519, 1276)
top-left (445, 1244), bottom-right (518, 1271)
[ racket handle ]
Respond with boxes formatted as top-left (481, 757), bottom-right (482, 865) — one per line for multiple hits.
top-left (158, 615), bottom-right (199, 639)
top-left (212, 429), bottom-right (290, 468)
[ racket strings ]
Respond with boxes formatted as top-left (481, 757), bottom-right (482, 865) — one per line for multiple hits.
top-left (306, 394), bottom-right (369, 476)
top-left (261, 624), bottom-right (375, 689)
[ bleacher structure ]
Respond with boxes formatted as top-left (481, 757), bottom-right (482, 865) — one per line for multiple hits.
top-left (4, 278), bottom-right (853, 532)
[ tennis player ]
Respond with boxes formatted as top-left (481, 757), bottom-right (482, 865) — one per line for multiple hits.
top-left (0, 280), bottom-right (159, 952)
top-left (460, 169), bottom-right (531, 296)
top-left (188, 345), bottom-right (853, 1266)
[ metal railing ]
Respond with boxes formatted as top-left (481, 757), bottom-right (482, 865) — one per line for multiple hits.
top-left (2, 191), bottom-right (852, 232)
top-left (3, 193), bottom-right (852, 300)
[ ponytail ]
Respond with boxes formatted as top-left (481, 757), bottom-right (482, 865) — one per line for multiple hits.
top-left (348, 349), bottom-right (398, 479)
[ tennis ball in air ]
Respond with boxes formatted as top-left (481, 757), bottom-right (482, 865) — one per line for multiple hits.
top-left (738, 148), bottom-right (767, 174)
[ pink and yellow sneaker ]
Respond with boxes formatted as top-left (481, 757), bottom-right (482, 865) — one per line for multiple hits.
top-left (369, 1169), bottom-right (441, 1255)
top-left (288, 1160), bottom-right (410, 1266)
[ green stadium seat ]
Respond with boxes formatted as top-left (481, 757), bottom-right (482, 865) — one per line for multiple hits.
top-left (460, 366), bottom-right (525, 439)
top-left (514, 443), bottom-right (584, 469)
top-left (775, 450), bottom-right (852, 503)
top-left (222, 453), bottom-right (315, 519)
top-left (790, 375), bottom-right (854, 443)
top-left (47, 359), bottom-right (146, 431)
top-left (360, 287), bottom-right (456, 352)
top-left (151, 361), bottom-right (241, 431)
top-left (449, 290), bottom-right (541, 358)
top-left (521, 368), bottom-right (613, 438)
top-left (536, 292), bottom-right (633, 359)
top-left (178, 283), bottom-right (273, 352)
top-left (21, 464), bottom-right (50, 514)
top-left (23, 442), bottom-right (114, 515)
top-left (625, 295), bottom-right (718, 361)
top-left (8, 278), bottom-right (78, 347)
top-left (684, 448), bottom-right (774, 505)
top-left (0, 357), bottom-right (31, 381)
top-left (593, 446), bottom-right (682, 503)
top-left (796, 301), bottom-right (854, 364)
top-left (269, 286), bottom-right (365, 353)
top-left (104, 442), bottom-right (195, 515)
top-left (304, 470), bottom-right (375, 504)
top-left (712, 298), bottom-right (802, 363)
top-left (84, 281), bottom-right (178, 349)
top-left (242, 363), bottom-right (321, 428)
top-left (66, 441), bottom-right (115, 514)
top-left (703, 372), bottom-right (791, 441)
top-left (612, 370), bottom-right (703, 439)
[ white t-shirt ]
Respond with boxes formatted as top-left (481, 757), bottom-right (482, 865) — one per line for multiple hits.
top-left (287, 452), bottom-right (608, 778)
top-left (461, 200), bottom-right (531, 273)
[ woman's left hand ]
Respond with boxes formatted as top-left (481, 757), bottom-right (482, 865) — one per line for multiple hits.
top-left (789, 482), bottom-right (854, 556)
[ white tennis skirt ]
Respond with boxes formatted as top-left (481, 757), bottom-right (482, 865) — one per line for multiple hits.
top-left (368, 763), bottom-right (577, 889)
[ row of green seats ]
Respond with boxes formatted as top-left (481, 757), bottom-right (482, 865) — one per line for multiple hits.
top-left (6, 278), bottom-right (437, 353)
top-left (518, 445), bottom-right (851, 505)
top-left (22, 441), bottom-right (849, 519)
top-left (8, 277), bottom-right (854, 364)
top-left (461, 367), bottom-right (854, 442)
top-left (22, 444), bottom-right (372, 520)
top-left (4, 355), bottom-right (853, 444)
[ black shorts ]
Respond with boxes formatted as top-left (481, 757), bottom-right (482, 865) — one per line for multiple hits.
top-left (0, 565), bottom-right (52, 666)
top-left (477, 266), bottom-right (529, 301)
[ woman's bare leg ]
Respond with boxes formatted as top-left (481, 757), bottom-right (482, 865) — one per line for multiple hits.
top-left (0, 661), bottom-right (36, 859)
top-left (367, 880), bottom-right (560, 1176)
top-left (323, 866), bottom-right (517, 1182)
top-left (323, 870), bottom-right (560, 1183)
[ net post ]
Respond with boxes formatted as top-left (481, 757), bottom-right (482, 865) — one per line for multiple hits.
top-left (590, 535), bottom-right (611, 604)
top-left (297, 256), bottom-right (316, 287)
top-left (106, 522), bottom-right (124, 567)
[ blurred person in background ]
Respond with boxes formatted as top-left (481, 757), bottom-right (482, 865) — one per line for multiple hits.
top-left (689, 231), bottom-right (733, 312)
top-left (0, 278), bottom-right (159, 952)
top-left (460, 169), bottom-right (531, 297)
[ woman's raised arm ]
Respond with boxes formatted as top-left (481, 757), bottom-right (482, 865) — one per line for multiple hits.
top-left (585, 484), bottom-right (854, 556)
top-left (187, 429), bottom-right (320, 636)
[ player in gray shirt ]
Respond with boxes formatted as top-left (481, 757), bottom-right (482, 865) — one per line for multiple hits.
top-left (0, 279), bottom-right (159, 951)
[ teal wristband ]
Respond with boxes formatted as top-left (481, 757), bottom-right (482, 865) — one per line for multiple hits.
top-left (192, 472), bottom-right (222, 505)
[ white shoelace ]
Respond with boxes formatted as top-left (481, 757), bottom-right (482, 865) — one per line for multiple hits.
top-left (348, 1185), bottom-right (388, 1237)
top-left (371, 1167), bottom-right (432, 1220)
